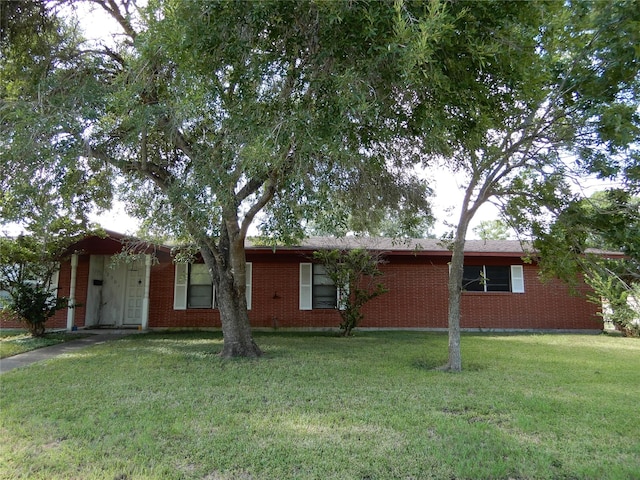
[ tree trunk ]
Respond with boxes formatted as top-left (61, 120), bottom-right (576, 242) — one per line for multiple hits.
top-left (216, 271), bottom-right (262, 358)
top-left (443, 212), bottom-right (472, 372)
top-left (445, 234), bottom-right (464, 372)
top-left (199, 231), bottom-right (262, 358)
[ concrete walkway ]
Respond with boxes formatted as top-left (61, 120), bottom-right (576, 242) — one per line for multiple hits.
top-left (0, 331), bottom-right (134, 374)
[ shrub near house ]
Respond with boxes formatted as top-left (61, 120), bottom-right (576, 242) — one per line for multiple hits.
top-left (312, 248), bottom-right (388, 336)
top-left (2, 232), bottom-right (604, 333)
top-left (0, 234), bottom-right (70, 336)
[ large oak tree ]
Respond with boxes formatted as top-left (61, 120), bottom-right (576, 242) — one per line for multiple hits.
top-left (1, 0), bottom-right (436, 356)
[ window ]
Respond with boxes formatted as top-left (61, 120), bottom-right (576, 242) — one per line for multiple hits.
top-left (300, 263), bottom-right (339, 310)
top-left (173, 262), bottom-right (252, 310)
top-left (0, 289), bottom-right (11, 307)
top-left (0, 265), bottom-right (59, 304)
top-left (462, 265), bottom-right (524, 293)
top-left (188, 264), bottom-right (213, 308)
top-left (313, 264), bottom-right (337, 309)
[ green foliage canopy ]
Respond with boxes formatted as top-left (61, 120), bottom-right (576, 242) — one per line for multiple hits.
top-left (535, 191), bottom-right (640, 336)
top-left (395, 0), bottom-right (640, 369)
top-left (0, 0), bottom-right (440, 356)
top-left (473, 220), bottom-right (510, 241)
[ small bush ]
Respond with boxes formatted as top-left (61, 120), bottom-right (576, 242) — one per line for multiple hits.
top-left (1, 283), bottom-right (68, 337)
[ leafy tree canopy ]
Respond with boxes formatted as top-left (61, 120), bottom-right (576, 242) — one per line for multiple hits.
top-left (0, 0), bottom-right (442, 356)
top-left (535, 190), bottom-right (639, 284)
top-left (395, 0), bottom-right (640, 370)
top-left (534, 190), bottom-right (640, 336)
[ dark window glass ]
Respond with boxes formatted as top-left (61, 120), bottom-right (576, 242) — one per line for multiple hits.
top-left (188, 264), bottom-right (212, 308)
top-left (462, 266), bottom-right (484, 291)
top-left (463, 265), bottom-right (511, 292)
top-left (312, 264), bottom-right (337, 309)
top-left (485, 266), bottom-right (510, 292)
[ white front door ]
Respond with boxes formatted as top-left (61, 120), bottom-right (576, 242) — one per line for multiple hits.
top-left (101, 262), bottom-right (126, 326)
top-left (86, 257), bottom-right (146, 327)
top-left (123, 261), bottom-right (145, 326)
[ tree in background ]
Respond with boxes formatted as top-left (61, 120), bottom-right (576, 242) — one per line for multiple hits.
top-left (1, 19), bottom-right (102, 337)
top-left (307, 204), bottom-right (436, 240)
top-left (535, 191), bottom-right (640, 336)
top-left (473, 220), bottom-right (510, 241)
top-left (313, 248), bottom-right (387, 337)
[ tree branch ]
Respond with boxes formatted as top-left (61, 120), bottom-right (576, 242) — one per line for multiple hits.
top-left (239, 177), bottom-right (277, 240)
top-left (77, 46), bottom-right (126, 67)
top-left (90, 0), bottom-right (138, 41)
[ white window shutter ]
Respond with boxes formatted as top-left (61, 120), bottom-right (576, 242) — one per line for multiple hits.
top-left (174, 263), bottom-right (188, 310)
top-left (245, 262), bottom-right (252, 310)
top-left (48, 266), bottom-right (60, 300)
top-left (300, 263), bottom-right (312, 310)
top-left (511, 265), bottom-right (525, 293)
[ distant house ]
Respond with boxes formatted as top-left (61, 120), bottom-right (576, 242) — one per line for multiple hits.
top-left (1, 231), bottom-right (603, 332)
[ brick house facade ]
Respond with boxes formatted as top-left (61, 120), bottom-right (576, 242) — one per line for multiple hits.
top-left (2, 232), bottom-right (602, 332)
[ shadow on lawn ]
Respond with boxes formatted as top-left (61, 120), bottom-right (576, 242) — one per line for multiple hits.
top-left (411, 358), bottom-right (485, 372)
top-left (114, 330), bottom-right (436, 363)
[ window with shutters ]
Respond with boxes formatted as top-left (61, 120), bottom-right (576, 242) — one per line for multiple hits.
top-left (462, 265), bottom-right (524, 293)
top-left (300, 263), bottom-right (338, 310)
top-left (174, 262), bottom-right (252, 310)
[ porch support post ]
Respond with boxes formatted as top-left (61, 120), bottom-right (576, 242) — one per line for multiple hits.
top-left (66, 253), bottom-right (78, 331)
top-left (141, 254), bottom-right (151, 330)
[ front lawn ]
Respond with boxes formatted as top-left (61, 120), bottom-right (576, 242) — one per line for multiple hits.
top-left (0, 330), bottom-right (89, 359)
top-left (1, 331), bottom-right (638, 479)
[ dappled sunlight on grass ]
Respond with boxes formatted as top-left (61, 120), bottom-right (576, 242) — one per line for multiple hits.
top-left (483, 332), bottom-right (640, 350)
top-left (117, 333), bottom-right (227, 359)
top-left (271, 413), bottom-right (400, 441)
top-left (1, 331), bottom-right (639, 479)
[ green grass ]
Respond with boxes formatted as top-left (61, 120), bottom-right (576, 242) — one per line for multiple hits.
top-left (0, 330), bottom-right (89, 359)
top-left (1, 331), bottom-right (639, 479)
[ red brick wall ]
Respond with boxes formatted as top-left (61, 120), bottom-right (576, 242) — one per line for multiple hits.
top-left (250, 254), bottom-right (342, 329)
top-left (250, 254), bottom-right (598, 331)
top-left (2, 250), bottom-right (602, 331)
top-left (359, 257), bottom-right (450, 328)
top-left (148, 262), bottom-right (223, 328)
top-left (458, 266), bottom-right (598, 330)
